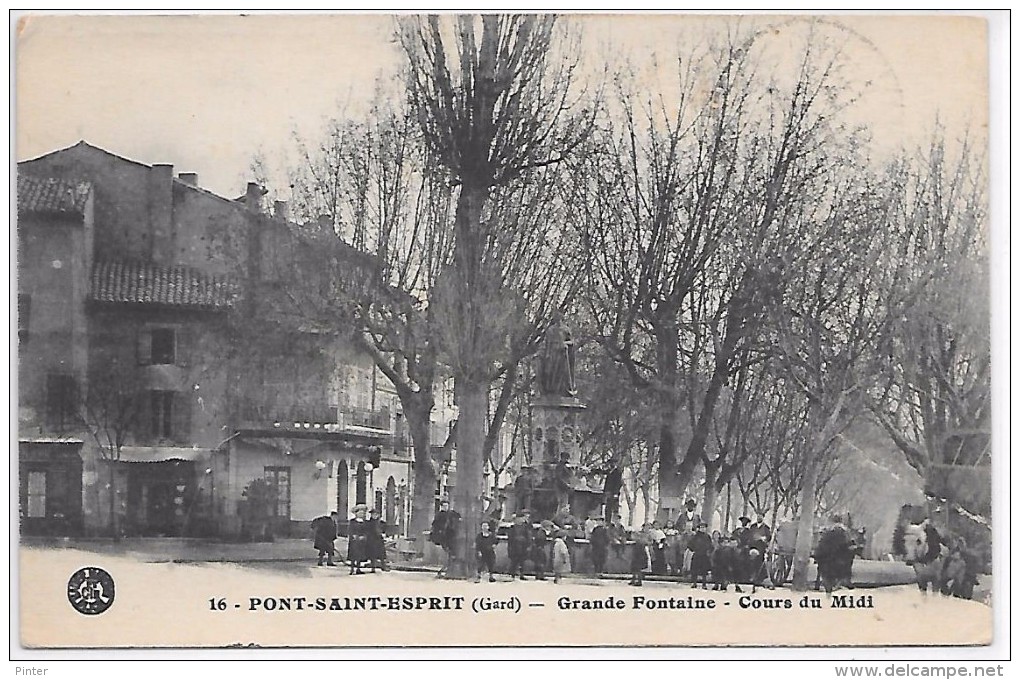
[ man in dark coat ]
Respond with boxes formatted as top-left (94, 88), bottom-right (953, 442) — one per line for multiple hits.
top-left (508, 511), bottom-right (533, 580)
top-left (712, 536), bottom-right (742, 591)
top-left (814, 520), bottom-right (855, 593)
top-left (589, 516), bottom-right (610, 576)
top-left (431, 500), bottom-right (454, 577)
top-left (688, 521), bottom-right (714, 589)
top-left (733, 516), bottom-right (752, 546)
top-left (311, 511), bottom-right (339, 566)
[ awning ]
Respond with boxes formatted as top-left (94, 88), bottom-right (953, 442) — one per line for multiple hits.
top-left (116, 446), bottom-right (208, 463)
top-left (18, 437), bottom-right (85, 444)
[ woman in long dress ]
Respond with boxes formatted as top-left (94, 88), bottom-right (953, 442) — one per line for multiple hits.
top-left (347, 505), bottom-right (370, 575)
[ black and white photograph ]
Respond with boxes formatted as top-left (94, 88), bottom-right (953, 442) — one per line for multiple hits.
top-left (11, 11), bottom-right (1005, 657)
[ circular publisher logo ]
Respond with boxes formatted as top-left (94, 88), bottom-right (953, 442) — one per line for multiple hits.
top-left (67, 567), bottom-right (115, 615)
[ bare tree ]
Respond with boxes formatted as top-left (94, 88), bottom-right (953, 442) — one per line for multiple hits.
top-left (398, 15), bottom-right (593, 575)
top-left (869, 136), bottom-right (990, 517)
top-left (770, 143), bottom-right (935, 589)
top-left (580, 23), bottom-right (859, 517)
top-left (80, 365), bottom-right (144, 540)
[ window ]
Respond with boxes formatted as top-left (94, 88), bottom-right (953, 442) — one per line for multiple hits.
top-left (356, 462), bottom-right (368, 505)
top-left (46, 374), bottom-right (78, 431)
top-left (150, 328), bottom-right (176, 365)
top-left (26, 470), bottom-right (47, 518)
top-left (18, 294), bottom-right (30, 342)
top-left (264, 467), bottom-right (291, 518)
top-left (151, 391), bottom-right (174, 439)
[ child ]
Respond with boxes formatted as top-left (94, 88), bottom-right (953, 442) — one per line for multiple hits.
top-left (475, 521), bottom-right (498, 582)
top-left (552, 531), bottom-right (571, 584)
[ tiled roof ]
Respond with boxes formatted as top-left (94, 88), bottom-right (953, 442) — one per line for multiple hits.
top-left (18, 174), bottom-right (91, 216)
top-left (90, 261), bottom-right (237, 310)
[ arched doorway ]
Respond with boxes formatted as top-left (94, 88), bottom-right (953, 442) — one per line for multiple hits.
top-left (336, 460), bottom-right (349, 518)
top-left (356, 461), bottom-right (368, 505)
top-left (385, 476), bottom-right (397, 533)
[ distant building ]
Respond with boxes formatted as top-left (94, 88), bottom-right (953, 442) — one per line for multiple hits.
top-left (17, 141), bottom-right (413, 539)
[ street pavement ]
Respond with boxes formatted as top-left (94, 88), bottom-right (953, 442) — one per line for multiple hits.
top-left (17, 545), bottom-right (992, 648)
top-left (20, 535), bottom-right (927, 588)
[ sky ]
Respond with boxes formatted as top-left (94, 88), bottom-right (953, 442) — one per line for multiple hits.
top-left (14, 12), bottom-right (996, 199)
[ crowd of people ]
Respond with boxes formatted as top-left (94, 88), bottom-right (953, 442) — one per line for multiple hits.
top-left (424, 497), bottom-right (778, 588)
top-left (312, 497), bottom-right (860, 593)
top-left (310, 504), bottom-right (389, 574)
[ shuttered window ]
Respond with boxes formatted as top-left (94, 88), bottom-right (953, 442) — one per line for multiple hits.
top-left (151, 390), bottom-right (174, 439)
top-left (26, 471), bottom-right (46, 518)
top-left (46, 374), bottom-right (79, 432)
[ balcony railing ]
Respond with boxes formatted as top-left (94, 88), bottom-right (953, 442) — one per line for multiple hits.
top-left (346, 406), bottom-right (390, 431)
top-left (236, 398), bottom-right (391, 434)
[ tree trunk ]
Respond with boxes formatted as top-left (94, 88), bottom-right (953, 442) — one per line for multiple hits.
top-left (451, 377), bottom-right (486, 578)
top-left (791, 397), bottom-right (847, 591)
top-left (676, 358), bottom-right (730, 495)
top-left (406, 415), bottom-right (435, 542)
top-left (790, 449), bottom-right (821, 591)
top-left (409, 451), bottom-right (437, 546)
top-left (702, 464), bottom-right (721, 530)
top-left (107, 458), bottom-right (119, 542)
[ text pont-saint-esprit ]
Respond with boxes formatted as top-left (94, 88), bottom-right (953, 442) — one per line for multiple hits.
top-left (225, 593), bottom-right (874, 613)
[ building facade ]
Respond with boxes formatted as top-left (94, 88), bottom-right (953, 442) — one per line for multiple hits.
top-left (17, 141), bottom-right (412, 539)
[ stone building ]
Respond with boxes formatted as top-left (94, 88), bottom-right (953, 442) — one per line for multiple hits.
top-left (16, 141), bottom-right (413, 539)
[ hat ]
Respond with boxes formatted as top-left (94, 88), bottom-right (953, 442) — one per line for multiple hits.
top-left (353, 504), bottom-right (369, 512)
top-left (738, 516), bottom-right (751, 525)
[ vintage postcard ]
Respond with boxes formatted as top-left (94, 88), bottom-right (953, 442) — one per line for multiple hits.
top-left (12, 12), bottom-right (1002, 654)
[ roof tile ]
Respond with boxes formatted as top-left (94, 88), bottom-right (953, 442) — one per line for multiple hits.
top-left (90, 261), bottom-right (237, 310)
top-left (18, 174), bottom-right (91, 216)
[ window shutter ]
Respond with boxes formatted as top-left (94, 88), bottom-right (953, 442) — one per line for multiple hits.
top-left (137, 390), bottom-right (154, 443)
top-left (136, 328), bottom-right (152, 366)
top-left (175, 325), bottom-right (189, 368)
top-left (173, 391), bottom-right (193, 445)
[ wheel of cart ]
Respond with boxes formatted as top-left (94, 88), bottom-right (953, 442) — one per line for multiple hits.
top-left (767, 548), bottom-right (793, 586)
top-left (768, 521), bottom-right (799, 586)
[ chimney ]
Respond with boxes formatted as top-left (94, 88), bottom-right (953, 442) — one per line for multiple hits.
top-left (148, 163), bottom-right (174, 263)
top-left (273, 200), bottom-right (289, 223)
top-left (178, 172), bottom-right (198, 186)
top-left (245, 182), bottom-right (265, 213)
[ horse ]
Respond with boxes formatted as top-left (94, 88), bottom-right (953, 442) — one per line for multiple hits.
top-left (899, 523), bottom-right (947, 594)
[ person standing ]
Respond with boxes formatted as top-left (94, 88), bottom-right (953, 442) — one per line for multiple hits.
top-left (609, 515), bottom-right (627, 560)
top-left (508, 511), bottom-right (533, 580)
top-left (475, 520), bottom-right (499, 582)
top-left (688, 521), bottom-right (714, 589)
top-left (552, 531), bottom-right (571, 584)
top-left (532, 520), bottom-right (554, 581)
top-left (649, 521), bottom-right (668, 575)
top-left (431, 499), bottom-right (453, 577)
top-left (733, 516), bottom-right (753, 546)
top-left (673, 499), bottom-right (702, 577)
top-left (311, 511), bottom-right (339, 567)
top-left (629, 525), bottom-right (651, 586)
top-left (589, 516), bottom-right (610, 577)
top-left (347, 505), bottom-right (370, 575)
top-left (366, 508), bottom-right (388, 573)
